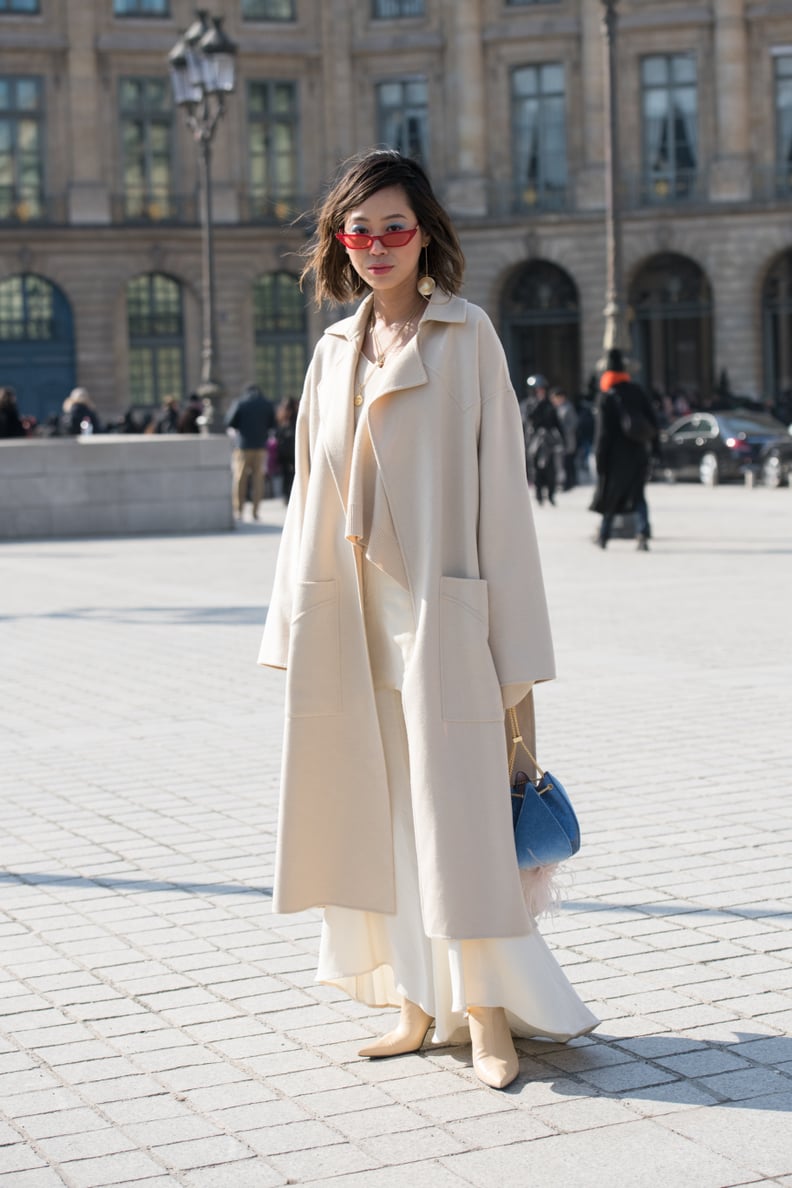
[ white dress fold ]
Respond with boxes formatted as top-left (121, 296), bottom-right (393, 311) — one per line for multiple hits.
top-left (317, 353), bottom-right (598, 1045)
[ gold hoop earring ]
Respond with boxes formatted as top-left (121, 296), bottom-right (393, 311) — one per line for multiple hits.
top-left (417, 246), bottom-right (436, 299)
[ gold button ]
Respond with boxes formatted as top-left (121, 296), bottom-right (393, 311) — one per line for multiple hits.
top-left (354, 393), bottom-right (363, 406)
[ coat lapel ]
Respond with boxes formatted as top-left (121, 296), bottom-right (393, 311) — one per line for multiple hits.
top-left (318, 300), bottom-right (369, 511)
top-left (318, 290), bottom-right (467, 509)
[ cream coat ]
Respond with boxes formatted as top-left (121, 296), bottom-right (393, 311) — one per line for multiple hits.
top-left (259, 289), bottom-right (556, 939)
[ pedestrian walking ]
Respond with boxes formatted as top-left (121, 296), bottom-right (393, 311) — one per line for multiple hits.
top-left (551, 387), bottom-right (578, 491)
top-left (258, 148), bottom-right (597, 1090)
top-left (527, 384), bottom-right (563, 505)
top-left (591, 348), bottom-right (659, 550)
top-left (274, 397), bottom-right (298, 503)
top-left (225, 383), bottom-right (276, 520)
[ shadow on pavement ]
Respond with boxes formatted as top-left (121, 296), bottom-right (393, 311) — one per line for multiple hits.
top-left (561, 900), bottom-right (792, 921)
top-left (0, 870), bottom-right (272, 897)
top-left (0, 604), bottom-right (268, 625)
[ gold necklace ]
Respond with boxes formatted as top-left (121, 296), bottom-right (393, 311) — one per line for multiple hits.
top-left (369, 303), bottom-right (423, 368)
top-left (354, 354), bottom-right (380, 408)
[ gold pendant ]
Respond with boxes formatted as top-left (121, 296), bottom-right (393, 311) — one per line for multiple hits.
top-left (354, 391), bottom-right (363, 406)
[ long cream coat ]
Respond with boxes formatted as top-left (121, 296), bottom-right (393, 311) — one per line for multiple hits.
top-left (259, 289), bottom-right (556, 939)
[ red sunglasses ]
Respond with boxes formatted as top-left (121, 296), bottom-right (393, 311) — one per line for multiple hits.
top-left (335, 226), bottom-right (419, 250)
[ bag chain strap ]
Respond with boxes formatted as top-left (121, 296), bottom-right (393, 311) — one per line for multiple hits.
top-left (508, 706), bottom-right (545, 783)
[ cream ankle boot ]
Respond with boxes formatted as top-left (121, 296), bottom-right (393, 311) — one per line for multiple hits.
top-left (358, 998), bottom-right (433, 1058)
top-left (467, 1005), bottom-right (519, 1089)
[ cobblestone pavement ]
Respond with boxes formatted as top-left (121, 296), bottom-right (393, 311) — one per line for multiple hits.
top-left (1, 480), bottom-right (791, 1188)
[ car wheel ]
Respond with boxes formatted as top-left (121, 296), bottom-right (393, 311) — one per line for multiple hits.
top-left (699, 452), bottom-right (719, 486)
top-left (761, 455), bottom-right (787, 489)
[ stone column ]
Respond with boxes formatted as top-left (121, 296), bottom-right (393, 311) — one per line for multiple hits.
top-left (575, 0), bottom-right (606, 210)
top-left (710, 0), bottom-right (751, 201)
top-left (320, 0), bottom-right (355, 175)
top-left (65, 0), bottom-right (109, 223)
top-left (444, 0), bottom-right (487, 216)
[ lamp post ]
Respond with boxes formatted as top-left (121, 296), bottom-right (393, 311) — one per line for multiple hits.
top-left (168, 10), bottom-right (237, 432)
top-left (599, 0), bottom-right (630, 368)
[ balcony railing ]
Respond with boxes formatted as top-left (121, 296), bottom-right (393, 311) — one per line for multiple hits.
top-left (624, 168), bottom-right (704, 208)
top-left (111, 191), bottom-right (198, 224)
top-left (237, 188), bottom-right (310, 225)
top-left (752, 163), bottom-right (792, 203)
top-left (0, 187), bottom-right (67, 225)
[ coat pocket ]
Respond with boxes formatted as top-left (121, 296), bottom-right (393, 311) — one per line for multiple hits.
top-left (286, 579), bottom-right (342, 717)
top-left (439, 576), bottom-right (503, 723)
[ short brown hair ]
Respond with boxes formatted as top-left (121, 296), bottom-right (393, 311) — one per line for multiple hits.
top-left (301, 149), bottom-right (465, 306)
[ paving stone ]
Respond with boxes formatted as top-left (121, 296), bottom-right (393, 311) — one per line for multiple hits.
top-left (150, 1134), bottom-right (253, 1171)
top-left (441, 1119), bottom-right (760, 1187)
top-left (659, 1095), bottom-right (792, 1179)
top-left (56, 1150), bottom-right (169, 1188)
top-left (180, 1162), bottom-right (286, 1188)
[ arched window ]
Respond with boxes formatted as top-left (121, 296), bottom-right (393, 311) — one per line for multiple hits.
top-left (0, 273), bottom-right (75, 422)
top-left (500, 259), bottom-right (581, 396)
top-left (126, 272), bottom-right (184, 406)
top-left (253, 271), bottom-right (307, 401)
top-left (629, 252), bottom-right (712, 399)
top-left (762, 250), bottom-right (792, 399)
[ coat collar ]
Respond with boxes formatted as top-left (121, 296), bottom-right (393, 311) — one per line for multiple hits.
top-left (324, 288), bottom-right (468, 346)
top-left (319, 290), bottom-right (467, 511)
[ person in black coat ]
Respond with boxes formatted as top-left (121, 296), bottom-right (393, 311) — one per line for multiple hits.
top-left (590, 349), bottom-right (659, 550)
top-left (0, 386), bottom-right (26, 438)
top-left (527, 385), bottom-right (563, 506)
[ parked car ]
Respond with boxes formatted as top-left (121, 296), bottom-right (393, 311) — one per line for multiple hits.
top-left (759, 437), bottom-right (792, 488)
top-left (655, 411), bottom-right (792, 486)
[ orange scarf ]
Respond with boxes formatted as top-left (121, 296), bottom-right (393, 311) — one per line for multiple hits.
top-left (600, 370), bottom-right (630, 392)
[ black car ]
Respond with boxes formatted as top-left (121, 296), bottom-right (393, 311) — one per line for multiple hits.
top-left (656, 411), bottom-right (792, 486)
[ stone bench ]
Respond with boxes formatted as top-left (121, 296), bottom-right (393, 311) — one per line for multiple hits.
top-left (0, 435), bottom-right (234, 539)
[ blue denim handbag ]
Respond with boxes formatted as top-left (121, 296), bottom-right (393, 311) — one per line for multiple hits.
top-left (508, 708), bottom-right (580, 870)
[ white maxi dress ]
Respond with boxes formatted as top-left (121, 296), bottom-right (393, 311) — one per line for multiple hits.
top-left (316, 352), bottom-right (598, 1045)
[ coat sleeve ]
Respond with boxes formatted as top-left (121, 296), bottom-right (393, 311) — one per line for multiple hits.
top-left (257, 363), bottom-right (315, 669)
top-left (476, 330), bottom-right (556, 694)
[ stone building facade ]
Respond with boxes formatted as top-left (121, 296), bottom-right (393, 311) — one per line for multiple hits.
top-left (1, 0), bottom-right (791, 424)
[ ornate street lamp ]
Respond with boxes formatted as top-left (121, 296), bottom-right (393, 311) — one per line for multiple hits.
top-left (168, 10), bottom-right (237, 431)
top-left (599, 0), bottom-right (630, 368)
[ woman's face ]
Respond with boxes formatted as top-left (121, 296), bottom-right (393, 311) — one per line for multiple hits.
top-left (341, 185), bottom-right (429, 299)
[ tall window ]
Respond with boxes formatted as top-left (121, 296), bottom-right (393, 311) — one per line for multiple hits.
top-left (113, 0), bottom-right (169, 15)
top-left (377, 78), bottom-right (428, 163)
top-left (0, 1), bottom-right (40, 12)
top-left (247, 81), bottom-right (299, 220)
top-left (511, 64), bottom-right (567, 211)
top-left (775, 55), bottom-right (792, 197)
top-left (372, 0), bottom-right (425, 17)
top-left (0, 274), bottom-right (54, 340)
top-left (641, 53), bottom-right (698, 203)
top-left (126, 274), bottom-right (184, 406)
top-left (119, 78), bottom-right (173, 221)
top-left (0, 76), bottom-right (44, 222)
top-left (253, 272), bottom-right (308, 403)
top-left (242, 0), bottom-right (295, 19)
top-left (506, 1), bottom-right (560, 6)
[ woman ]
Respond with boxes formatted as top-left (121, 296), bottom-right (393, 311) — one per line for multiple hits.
top-left (259, 150), bottom-right (597, 1090)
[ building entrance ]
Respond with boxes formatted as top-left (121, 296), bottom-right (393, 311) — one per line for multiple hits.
top-left (629, 252), bottom-right (713, 401)
top-left (501, 260), bottom-right (581, 397)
